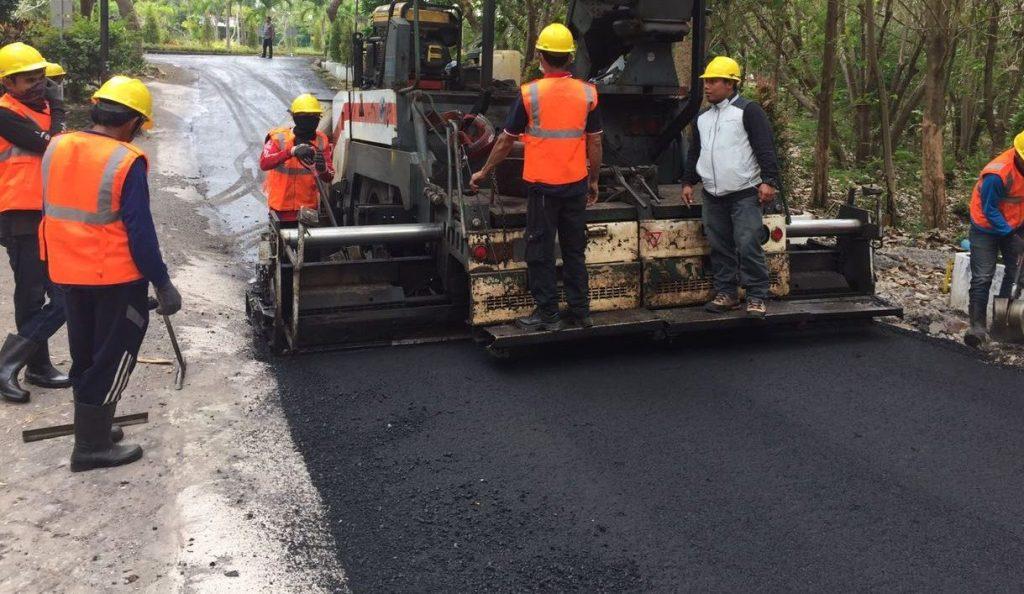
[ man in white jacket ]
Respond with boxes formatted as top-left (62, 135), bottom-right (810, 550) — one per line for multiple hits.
top-left (681, 56), bottom-right (781, 318)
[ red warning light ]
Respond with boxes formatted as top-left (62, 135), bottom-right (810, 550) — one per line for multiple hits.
top-left (770, 227), bottom-right (784, 242)
top-left (471, 244), bottom-right (488, 262)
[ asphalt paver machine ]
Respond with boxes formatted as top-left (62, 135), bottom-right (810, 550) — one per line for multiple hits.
top-left (246, 0), bottom-right (902, 354)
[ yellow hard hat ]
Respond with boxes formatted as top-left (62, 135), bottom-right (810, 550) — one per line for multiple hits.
top-left (0, 42), bottom-right (50, 78)
top-left (699, 56), bottom-right (742, 82)
top-left (290, 93), bottom-right (323, 115)
top-left (93, 75), bottom-right (154, 129)
top-left (1015, 130), bottom-right (1024, 161)
top-left (45, 63), bottom-right (67, 78)
top-left (535, 23), bottom-right (576, 54)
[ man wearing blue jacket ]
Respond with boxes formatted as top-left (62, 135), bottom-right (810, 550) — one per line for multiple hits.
top-left (964, 131), bottom-right (1024, 347)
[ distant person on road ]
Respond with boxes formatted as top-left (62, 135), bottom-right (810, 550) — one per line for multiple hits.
top-left (0, 42), bottom-right (71, 404)
top-left (963, 131), bottom-right (1024, 348)
top-left (40, 76), bottom-right (182, 472)
top-left (261, 17), bottom-right (275, 59)
top-left (469, 23), bottom-right (602, 332)
top-left (259, 93), bottom-right (334, 222)
top-left (681, 56), bottom-right (781, 319)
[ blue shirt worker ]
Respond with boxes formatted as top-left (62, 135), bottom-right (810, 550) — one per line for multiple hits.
top-left (40, 76), bottom-right (182, 472)
top-left (963, 130), bottom-right (1024, 347)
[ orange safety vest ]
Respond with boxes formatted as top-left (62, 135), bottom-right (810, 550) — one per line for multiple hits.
top-left (520, 76), bottom-right (597, 185)
top-left (40, 132), bottom-right (146, 285)
top-left (970, 148), bottom-right (1024, 232)
top-left (263, 127), bottom-right (329, 212)
top-left (0, 93), bottom-right (51, 212)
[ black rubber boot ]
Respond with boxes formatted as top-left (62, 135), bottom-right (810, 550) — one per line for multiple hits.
top-left (565, 311), bottom-right (594, 328)
top-left (70, 402), bottom-right (142, 472)
top-left (515, 308), bottom-right (564, 331)
top-left (964, 301), bottom-right (989, 348)
top-left (0, 333), bottom-right (37, 403)
top-left (24, 342), bottom-right (71, 389)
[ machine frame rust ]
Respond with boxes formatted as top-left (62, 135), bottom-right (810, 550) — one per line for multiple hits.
top-left (246, 0), bottom-right (902, 354)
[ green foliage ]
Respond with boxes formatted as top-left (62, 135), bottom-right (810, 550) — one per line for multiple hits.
top-left (0, 0), bottom-right (17, 23)
top-left (142, 5), bottom-right (162, 44)
top-left (328, 15), bottom-right (344, 63)
top-left (200, 14), bottom-right (215, 46)
top-left (26, 18), bottom-right (145, 102)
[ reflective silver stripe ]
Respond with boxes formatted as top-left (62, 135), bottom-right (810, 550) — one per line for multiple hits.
top-left (40, 135), bottom-right (63, 206)
top-left (528, 82), bottom-right (541, 129)
top-left (43, 141), bottom-right (131, 225)
top-left (0, 146), bottom-right (34, 162)
top-left (583, 84), bottom-right (595, 111)
top-left (274, 166), bottom-right (312, 175)
top-left (525, 127), bottom-right (585, 139)
top-left (97, 145), bottom-right (130, 216)
top-left (524, 81), bottom-right (587, 139)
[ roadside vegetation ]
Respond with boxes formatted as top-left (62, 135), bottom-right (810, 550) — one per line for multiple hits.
top-left (3, 0), bottom-right (1024, 233)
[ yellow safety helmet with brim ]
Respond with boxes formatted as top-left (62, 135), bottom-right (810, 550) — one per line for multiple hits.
top-left (290, 93), bottom-right (323, 115)
top-left (699, 56), bottom-right (742, 82)
top-left (535, 23), bottom-right (576, 54)
top-left (1015, 130), bottom-right (1024, 161)
top-left (45, 63), bottom-right (67, 78)
top-left (92, 75), bottom-right (154, 129)
top-left (0, 42), bottom-right (51, 79)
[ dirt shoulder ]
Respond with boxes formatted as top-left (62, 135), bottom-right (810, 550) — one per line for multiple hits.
top-left (0, 62), bottom-right (345, 592)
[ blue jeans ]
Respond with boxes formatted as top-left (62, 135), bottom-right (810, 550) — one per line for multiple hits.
top-left (702, 188), bottom-right (770, 299)
top-left (2, 234), bottom-right (66, 343)
top-left (968, 226), bottom-right (1020, 310)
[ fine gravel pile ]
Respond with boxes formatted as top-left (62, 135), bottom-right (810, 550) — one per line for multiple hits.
top-left (276, 323), bottom-right (1024, 591)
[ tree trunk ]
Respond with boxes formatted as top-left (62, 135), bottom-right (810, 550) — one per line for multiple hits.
top-left (81, 0), bottom-right (95, 18)
top-left (114, 0), bottom-right (140, 30)
top-left (864, 0), bottom-right (899, 224)
top-left (920, 0), bottom-right (960, 229)
top-left (812, 0), bottom-right (841, 208)
top-left (225, 1), bottom-right (232, 48)
top-left (982, 0), bottom-right (1002, 156)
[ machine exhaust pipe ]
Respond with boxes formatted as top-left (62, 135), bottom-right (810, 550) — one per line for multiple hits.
top-left (280, 223), bottom-right (445, 248)
top-left (785, 219), bottom-right (864, 238)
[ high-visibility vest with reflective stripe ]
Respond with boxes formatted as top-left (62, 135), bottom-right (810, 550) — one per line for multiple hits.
top-left (520, 76), bottom-right (597, 185)
top-left (970, 148), bottom-right (1024, 232)
top-left (0, 93), bottom-right (51, 212)
top-left (263, 127), bottom-right (329, 212)
top-left (40, 132), bottom-right (146, 285)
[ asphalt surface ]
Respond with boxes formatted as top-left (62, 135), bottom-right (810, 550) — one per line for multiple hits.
top-left (144, 55), bottom-right (1024, 591)
top-left (277, 323), bottom-right (1024, 591)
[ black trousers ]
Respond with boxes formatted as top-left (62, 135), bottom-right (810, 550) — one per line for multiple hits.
top-left (64, 281), bottom-right (149, 406)
top-left (262, 38), bottom-right (273, 58)
top-left (1, 233), bottom-right (66, 343)
top-left (525, 188), bottom-right (589, 316)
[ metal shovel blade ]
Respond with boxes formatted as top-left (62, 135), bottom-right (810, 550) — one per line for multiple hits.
top-left (992, 297), bottom-right (1024, 342)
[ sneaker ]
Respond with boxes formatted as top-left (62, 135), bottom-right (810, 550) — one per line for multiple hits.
top-left (515, 309), bottom-right (564, 331)
top-left (704, 292), bottom-right (740, 313)
top-left (746, 297), bottom-right (767, 319)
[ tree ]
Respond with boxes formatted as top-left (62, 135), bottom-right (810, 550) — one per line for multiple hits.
top-left (811, 0), bottom-right (841, 207)
top-left (863, 0), bottom-right (899, 224)
top-left (920, 0), bottom-right (963, 229)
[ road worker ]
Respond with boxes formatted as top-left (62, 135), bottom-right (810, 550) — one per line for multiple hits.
top-left (0, 42), bottom-right (70, 403)
top-left (470, 23), bottom-right (603, 331)
top-left (45, 63), bottom-right (67, 99)
top-left (963, 130), bottom-right (1024, 348)
top-left (681, 56), bottom-right (781, 319)
top-left (40, 76), bottom-right (182, 471)
top-left (259, 93), bottom-right (335, 222)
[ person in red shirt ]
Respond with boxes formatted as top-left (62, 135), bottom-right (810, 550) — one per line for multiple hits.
top-left (259, 93), bottom-right (334, 222)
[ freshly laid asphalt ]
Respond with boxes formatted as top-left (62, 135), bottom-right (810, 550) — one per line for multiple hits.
top-left (142, 54), bottom-right (1024, 593)
top-left (275, 323), bottom-right (1024, 591)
